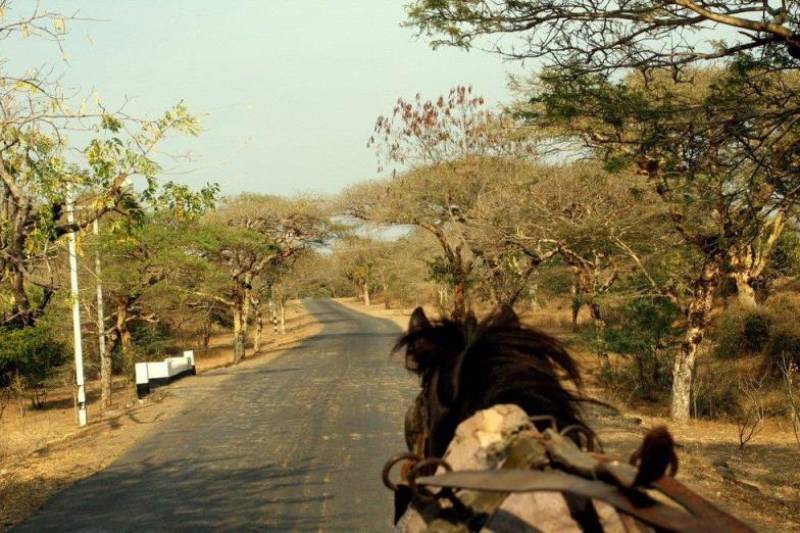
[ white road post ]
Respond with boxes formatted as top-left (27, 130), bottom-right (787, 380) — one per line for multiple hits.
top-left (68, 196), bottom-right (88, 427)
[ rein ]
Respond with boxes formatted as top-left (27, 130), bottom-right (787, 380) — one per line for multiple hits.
top-left (384, 413), bottom-right (754, 532)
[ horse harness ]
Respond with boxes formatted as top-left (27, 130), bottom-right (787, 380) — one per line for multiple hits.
top-left (383, 414), bottom-right (754, 533)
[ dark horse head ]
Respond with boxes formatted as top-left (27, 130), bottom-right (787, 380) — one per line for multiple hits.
top-left (395, 305), bottom-right (589, 458)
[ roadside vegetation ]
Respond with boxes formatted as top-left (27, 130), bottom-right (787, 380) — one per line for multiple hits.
top-left (0, 4), bottom-right (335, 455)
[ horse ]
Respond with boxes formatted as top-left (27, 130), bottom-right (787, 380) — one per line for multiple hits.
top-left (384, 306), bottom-right (754, 532)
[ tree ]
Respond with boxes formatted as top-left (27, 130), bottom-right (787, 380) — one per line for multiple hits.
top-left (406, 1), bottom-right (800, 74)
top-left (407, 1), bottom-right (800, 422)
top-left (520, 65), bottom-right (800, 421)
top-left (90, 186), bottom-right (216, 410)
top-left (185, 195), bottom-right (332, 364)
top-left (339, 237), bottom-right (379, 306)
top-left (1, 3), bottom-right (204, 329)
top-left (472, 160), bottom-right (666, 359)
top-left (357, 86), bottom-right (534, 318)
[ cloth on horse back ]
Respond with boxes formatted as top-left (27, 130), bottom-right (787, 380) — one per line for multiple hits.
top-left (393, 404), bottom-right (753, 533)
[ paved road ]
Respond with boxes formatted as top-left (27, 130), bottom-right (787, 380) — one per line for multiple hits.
top-left (18, 299), bottom-right (416, 532)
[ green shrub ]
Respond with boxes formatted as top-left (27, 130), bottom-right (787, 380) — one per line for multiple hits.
top-left (714, 306), bottom-right (772, 358)
top-left (768, 230), bottom-right (800, 277)
top-left (763, 325), bottom-right (800, 378)
top-left (129, 321), bottom-right (180, 361)
top-left (602, 297), bottom-right (680, 401)
top-left (742, 312), bottom-right (771, 352)
top-left (0, 323), bottom-right (66, 388)
top-left (597, 360), bottom-right (673, 404)
top-left (692, 366), bottom-right (742, 419)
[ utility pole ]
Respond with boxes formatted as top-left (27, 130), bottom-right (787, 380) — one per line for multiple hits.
top-left (67, 196), bottom-right (88, 427)
top-left (94, 219), bottom-right (110, 410)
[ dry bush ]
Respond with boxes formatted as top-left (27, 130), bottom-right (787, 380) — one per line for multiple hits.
top-left (692, 363), bottom-right (742, 419)
top-left (736, 377), bottom-right (765, 450)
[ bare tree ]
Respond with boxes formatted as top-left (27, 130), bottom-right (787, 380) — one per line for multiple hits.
top-left (736, 377), bottom-right (765, 450)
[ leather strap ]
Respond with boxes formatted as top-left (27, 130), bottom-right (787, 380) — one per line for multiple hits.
top-left (414, 469), bottom-right (753, 533)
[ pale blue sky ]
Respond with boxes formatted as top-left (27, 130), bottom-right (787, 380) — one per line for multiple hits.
top-left (7, 1), bottom-right (525, 196)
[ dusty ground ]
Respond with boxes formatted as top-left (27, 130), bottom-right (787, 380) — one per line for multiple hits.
top-left (339, 297), bottom-right (800, 532)
top-left (0, 300), bottom-right (319, 531)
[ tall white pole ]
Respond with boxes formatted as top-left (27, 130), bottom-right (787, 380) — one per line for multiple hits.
top-left (67, 196), bottom-right (88, 427)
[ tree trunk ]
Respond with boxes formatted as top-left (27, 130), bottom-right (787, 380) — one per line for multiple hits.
top-left (671, 257), bottom-right (722, 422)
top-left (99, 343), bottom-right (112, 411)
top-left (728, 212), bottom-right (785, 308)
top-left (383, 282), bottom-right (390, 309)
top-left (232, 305), bottom-right (246, 364)
top-left (570, 300), bottom-right (580, 331)
top-left (120, 326), bottom-right (132, 368)
top-left (200, 319), bottom-right (211, 352)
top-left (253, 312), bottom-right (263, 353)
top-left (588, 301), bottom-right (608, 362)
top-left (241, 287), bottom-right (253, 357)
top-left (279, 301), bottom-right (286, 334)
top-left (363, 281), bottom-right (371, 306)
top-left (9, 266), bottom-right (34, 327)
top-left (95, 222), bottom-right (112, 411)
top-left (733, 272), bottom-right (758, 309)
top-left (114, 303), bottom-right (134, 374)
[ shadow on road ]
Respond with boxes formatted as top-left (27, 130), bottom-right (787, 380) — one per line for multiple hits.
top-left (15, 455), bottom-right (357, 531)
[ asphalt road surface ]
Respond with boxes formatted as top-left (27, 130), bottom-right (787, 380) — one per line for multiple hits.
top-left (18, 299), bottom-right (417, 532)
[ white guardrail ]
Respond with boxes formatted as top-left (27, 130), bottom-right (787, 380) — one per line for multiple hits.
top-left (135, 350), bottom-right (196, 398)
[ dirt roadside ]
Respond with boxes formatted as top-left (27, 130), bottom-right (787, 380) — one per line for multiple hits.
top-left (336, 297), bottom-right (800, 533)
top-left (0, 300), bottom-right (321, 531)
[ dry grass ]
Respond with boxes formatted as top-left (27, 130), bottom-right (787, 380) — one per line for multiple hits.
top-left (0, 300), bottom-right (320, 531)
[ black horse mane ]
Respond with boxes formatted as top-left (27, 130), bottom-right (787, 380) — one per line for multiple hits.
top-left (395, 306), bottom-right (590, 456)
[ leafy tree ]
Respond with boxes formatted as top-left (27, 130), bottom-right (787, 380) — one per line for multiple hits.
top-left (604, 298), bottom-right (681, 402)
top-left (337, 236), bottom-right (381, 306)
top-left (0, 103), bottom-right (202, 327)
top-left (183, 195), bottom-right (333, 364)
top-left (1, 3), bottom-right (206, 330)
top-left (471, 160), bottom-right (668, 357)
top-left (355, 86), bottom-right (534, 318)
top-left (0, 321), bottom-right (65, 396)
top-left (519, 65), bottom-right (800, 420)
top-left (405, 0), bottom-right (800, 423)
top-left (90, 189), bottom-right (215, 409)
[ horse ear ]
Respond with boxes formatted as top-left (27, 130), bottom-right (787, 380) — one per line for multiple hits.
top-left (464, 312), bottom-right (478, 333)
top-left (409, 307), bottom-right (431, 333)
top-left (493, 304), bottom-right (519, 327)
